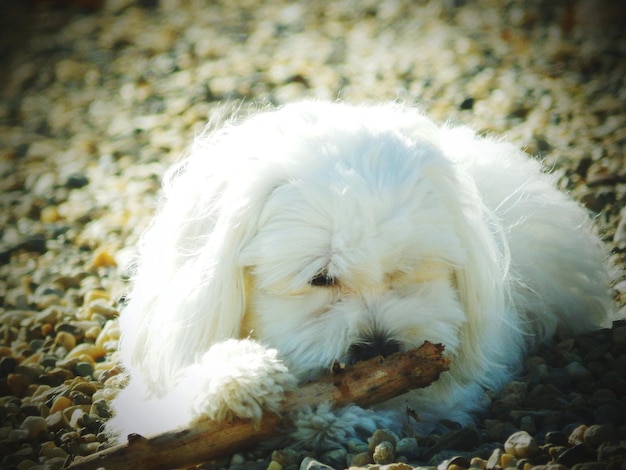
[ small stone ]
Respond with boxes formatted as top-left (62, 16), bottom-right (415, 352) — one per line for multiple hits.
top-left (44, 367), bottom-right (75, 384)
top-left (55, 331), bottom-right (77, 351)
top-left (570, 463), bottom-right (607, 470)
top-left (40, 206), bottom-right (61, 223)
top-left (71, 380), bottom-right (99, 396)
top-left (65, 343), bottom-right (107, 361)
top-left (68, 408), bottom-right (87, 429)
top-left (468, 457), bottom-right (486, 469)
top-left (460, 97), bottom-right (475, 110)
top-left (589, 388), bottom-right (617, 406)
top-left (42, 457), bottom-right (67, 469)
top-left (267, 461), bottom-right (283, 470)
top-left (85, 325), bottom-right (102, 341)
top-left (70, 390), bottom-right (91, 405)
top-left (299, 457), bottom-right (334, 470)
top-left (89, 399), bottom-right (111, 419)
top-left (46, 410), bottom-right (70, 432)
top-left (7, 373), bottom-right (32, 396)
top-left (40, 354), bottom-right (58, 368)
top-left (382, 463), bottom-right (413, 470)
top-left (77, 441), bottom-right (101, 455)
top-left (373, 441), bottom-right (395, 465)
top-left (583, 424), bottom-right (618, 448)
top-left (54, 59), bottom-right (88, 82)
top-left (95, 320), bottom-right (121, 347)
top-left (368, 429), bottom-right (398, 451)
top-left (569, 424), bottom-right (588, 446)
top-left (271, 449), bottom-right (301, 468)
top-left (8, 428), bottom-right (30, 441)
top-left (565, 361), bottom-right (593, 380)
top-left (84, 289), bottom-right (110, 304)
top-left (425, 426), bottom-right (481, 459)
top-left (499, 381), bottom-right (529, 405)
top-left (20, 415), bottom-right (48, 438)
top-left (499, 452), bottom-right (516, 468)
top-left (38, 441), bottom-right (68, 459)
top-left (230, 454), bottom-right (245, 467)
top-left (504, 431), bottom-right (539, 459)
top-left (395, 437), bottom-right (418, 458)
top-left (65, 172), bottom-right (89, 189)
top-left (519, 415), bottom-right (536, 435)
top-left (16, 458), bottom-right (38, 470)
top-left (50, 395), bottom-right (73, 413)
top-left (597, 441), bottom-right (626, 462)
top-left (556, 444), bottom-right (597, 467)
top-left (86, 300), bottom-right (118, 319)
top-left (0, 356), bottom-right (18, 375)
top-left (91, 247), bottom-right (117, 268)
top-left (349, 451), bottom-right (373, 467)
top-left (75, 361), bottom-right (95, 377)
top-left (545, 431), bottom-right (569, 447)
top-left (55, 323), bottom-right (85, 341)
top-left (612, 325), bottom-right (626, 350)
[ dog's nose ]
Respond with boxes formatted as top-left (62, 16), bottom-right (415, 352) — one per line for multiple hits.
top-left (347, 334), bottom-right (401, 364)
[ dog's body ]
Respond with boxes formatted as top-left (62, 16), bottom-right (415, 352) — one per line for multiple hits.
top-left (108, 102), bottom-right (613, 446)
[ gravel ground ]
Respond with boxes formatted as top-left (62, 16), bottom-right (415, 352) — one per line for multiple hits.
top-left (1, 0), bottom-right (625, 469)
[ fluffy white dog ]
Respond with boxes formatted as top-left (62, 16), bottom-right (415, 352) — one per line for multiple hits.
top-left (108, 101), bottom-right (614, 447)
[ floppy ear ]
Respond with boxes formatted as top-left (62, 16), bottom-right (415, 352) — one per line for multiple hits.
top-left (119, 134), bottom-right (279, 393)
top-left (422, 150), bottom-right (519, 386)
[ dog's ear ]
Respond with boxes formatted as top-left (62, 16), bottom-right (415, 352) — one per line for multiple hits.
top-left (422, 151), bottom-right (521, 385)
top-left (119, 138), bottom-right (278, 391)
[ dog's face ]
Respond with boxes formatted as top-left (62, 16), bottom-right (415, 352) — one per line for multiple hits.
top-left (238, 131), bottom-right (470, 381)
top-left (123, 103), bottom-right (508, 390)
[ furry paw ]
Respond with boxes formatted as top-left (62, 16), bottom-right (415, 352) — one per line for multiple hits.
top-left (180, 338), bottom-right (297, 423)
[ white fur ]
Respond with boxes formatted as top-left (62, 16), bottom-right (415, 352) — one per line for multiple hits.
top-left (108, 101), bottom-right (614, 444)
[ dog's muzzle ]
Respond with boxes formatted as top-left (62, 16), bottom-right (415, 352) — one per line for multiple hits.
top-left (346, 333), bottom-right (401, 364)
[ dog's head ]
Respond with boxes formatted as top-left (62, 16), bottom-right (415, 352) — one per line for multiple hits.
top-left (123, 102), bottom-right (509, 388)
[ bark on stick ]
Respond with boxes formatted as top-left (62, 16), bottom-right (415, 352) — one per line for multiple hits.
top-left (68, 341), bottom-right (449, 470)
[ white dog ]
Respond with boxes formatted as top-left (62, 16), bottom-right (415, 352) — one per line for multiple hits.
top-left (108, 101), bottom-right (614, 448)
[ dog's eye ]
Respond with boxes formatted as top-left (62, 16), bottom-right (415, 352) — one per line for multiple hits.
top-left (310, 271), bottom-right (337, 287)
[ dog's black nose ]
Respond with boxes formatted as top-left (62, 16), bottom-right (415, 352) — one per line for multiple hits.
top-left (347, 334), bottom-right (401, 364)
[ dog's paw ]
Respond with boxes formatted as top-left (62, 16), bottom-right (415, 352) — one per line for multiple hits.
top-left (179, 338), bottom-right (297, 423)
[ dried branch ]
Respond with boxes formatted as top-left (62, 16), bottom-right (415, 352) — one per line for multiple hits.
top-left (67, 342), bottom-right (449, 470)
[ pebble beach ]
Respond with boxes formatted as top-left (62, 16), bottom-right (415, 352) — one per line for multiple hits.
top-left (1, 0), bottom-right (625, 469)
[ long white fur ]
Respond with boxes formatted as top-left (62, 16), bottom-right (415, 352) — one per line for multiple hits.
top-left (108, 101), bottom-right (614, 445)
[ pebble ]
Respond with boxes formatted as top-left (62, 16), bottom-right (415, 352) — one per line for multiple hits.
top-left (368, 429), bottom-right (398, 451)
top-left (55, 331), bottom-right (77, 351)
top-left (583, 424), bottom-right (618, 448)
top-left (504, 431), bottom-right (540, 459)
top-left (45, 410), bottom-right (69, 432)
top-left (39, 441), bottom-right (68, 459)
top-left (20, 416), bottom-right (48, 438)
top-left (64, 343), bottom-right (107, 361)
top-left (395, 437), bottom-right (418, 459)
top-left (299, 457), bottom-right (334, 470)
top-left (7, 373), bottom-right (32, 397)
top-left (568, 425), bottom-right (588, 446)
top-left (271, 449), bottom-right (301, 469)
top-left (267, 460), bottom-right (283, 470)
top-left (373, 441), bottom-right (395, 465)
top-left (350, 451), bottom-right (373, 467)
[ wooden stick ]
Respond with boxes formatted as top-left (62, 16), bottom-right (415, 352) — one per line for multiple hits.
top-left (67, 342), bottom-right (449, 470)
